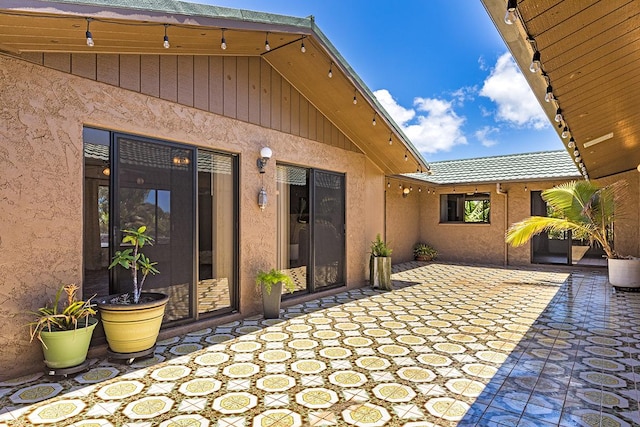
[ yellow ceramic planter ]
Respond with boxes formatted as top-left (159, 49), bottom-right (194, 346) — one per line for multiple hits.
top-left (97, 293), bottom-right (168, 354)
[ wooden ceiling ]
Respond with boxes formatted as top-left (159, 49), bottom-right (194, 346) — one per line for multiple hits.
top-left (0, 2), bottom-right (428, 175)
top-left (482, 0), bottom-right (640, 179)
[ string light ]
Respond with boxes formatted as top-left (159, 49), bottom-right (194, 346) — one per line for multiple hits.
top-left (404, 151), bottom-right (408, 162)
top-left (372, 113), bottom-right (376, 126)
top-left (387, 181), bottom-right (391, 188)
top-left (300, 37), bottom-right (306, 53)
top-left (568, 137), bottom-right (576, 148)
top-left (529, 51), bottom-right (541, 73)
top-left (418, 187), bottom-right (422, 193)
top-left (504, 0), bottom-right (518, 25)
top-left (163, 24), bottom-right (170, 48)
top-left (353, 90), bottom-right (357, 105)
top-left (544, 84), bottom-right (554, 102)
top-left (85, 18), bottom-right (94, 47)
top-left (328, 62), bottom-right (333, 78)
top-left (388, 132), bottom-right (393, 145)
top-left (265, 32), bottom-right (270, 51)
top-left (573, 149), bottom-right (580, 157)
top-left (554, 108), bottom-right (563, 123)
top-left (220, 28), bottom-right (227, 50)
top-left (561, 126), bottom-right (569, 139)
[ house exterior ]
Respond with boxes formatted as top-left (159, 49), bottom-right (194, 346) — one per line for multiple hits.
top-left (0, 0), bottom-right (428, 380)
top-left (385, 151), bottom-right (639, 267)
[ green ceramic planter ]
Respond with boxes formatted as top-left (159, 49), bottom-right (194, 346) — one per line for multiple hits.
top-left (39, 318), bottom-right (98, 369)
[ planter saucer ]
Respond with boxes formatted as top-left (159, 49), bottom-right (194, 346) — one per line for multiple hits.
top-left (107, 345), bottom-right (156, 365)
top-left (44, 360), bottom-right (90, 377)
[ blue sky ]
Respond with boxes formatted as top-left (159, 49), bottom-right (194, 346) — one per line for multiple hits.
top-left (196, 0), bottom-right (562, 162)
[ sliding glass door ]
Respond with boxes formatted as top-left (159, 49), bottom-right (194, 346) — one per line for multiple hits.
top-left (277, 165), bottom-right (345, 293)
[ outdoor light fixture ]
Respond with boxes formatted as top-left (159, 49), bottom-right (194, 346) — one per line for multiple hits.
top-left (504, 0), bottom-right (518, 25)
top-left (265, 32), bottom-right (271, 51)
top-left (328, 62), bottom-right (333, 78)
top-left (388, 133), bottom-right (393, 145)
top-left (573, 149), bottom-right (580, 157)
top-left (300, 38), bottom-right (306, 53)
top-left (402, 187), bottom-right (410, 198)
top-left (102, 164), bottom-right (110, 176)
top-left (404, 151), bottom-right (408, 162)
top-left (220, 28), bottom-right (227, 50)
top-left (258, 187), bottom-right (267, 210)
top-left (575, 156), bottom-right (581, 163)
top-left (85, 18), bottom-right (94, 47)
top-left (353, 90), bottom-right (357, 105)
top-left (529, 51), bottom-right (541, 73)
top-left (387, 181), bottom-right (391, 188)
top-left (372, 113), bottom-right (376, 126)
top-left (561, 127), bottom-right (569, 139)
top-left (257, 146), bottom-right (272, 173)
top-left (554, 108), bottom-right (563, 123)
top-left (544, 84), bottom-right (554, 102)
top-left (568, 137), bottom-right (576, 148)
top-left (163, 24), bottom-right (170, 48)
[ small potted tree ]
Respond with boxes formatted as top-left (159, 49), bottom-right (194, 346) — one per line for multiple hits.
top-left (96, 225), bottom-right (168, 355)
top-left (370, 234), bottom-right (393, 290)
top-left (29, 284), bottom-right (98, 370)
top-left (256, 269), bottom-right (295, 319)
top-left (413, 243), bottom-right (438, 262)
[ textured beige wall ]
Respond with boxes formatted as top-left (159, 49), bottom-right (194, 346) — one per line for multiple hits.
top-left (363, 158), bottom-right (386, 278)
top-left (0, 55), bottom-right (370, 380)
top-left (385, 178), bottom-right (422, 263)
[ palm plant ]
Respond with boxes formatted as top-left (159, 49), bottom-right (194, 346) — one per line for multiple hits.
top-left (506, 180), bottom-right (626, 259)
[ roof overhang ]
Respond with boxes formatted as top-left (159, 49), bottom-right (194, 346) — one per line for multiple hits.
top-left (0, 0), bottom-right (429, 175)
top-left (481, 0), bottom-right (640, 180)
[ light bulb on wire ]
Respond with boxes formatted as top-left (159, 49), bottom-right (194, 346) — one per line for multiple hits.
top-left (372, 113), bottom-right (376, 126)
top-left (529, 51), bottom-right (541, 73)
top-left (561, 127), bottom-right (569, 139)
top-left (328, 62), bottom-right (333, 78)
top-left (554, 108), bottom-right (563, 123)
top-left (544, 84), bottom-right (554, 102)
top-left (220, 28), bottom-right (227, 50)
top-left (353, 90), bottom-right (357, 105)
top-left (265, 32), bottom-right (271, 51)
top-left (85, 18), bottom-right (94, 47)
top-left (504, 0), bottom-right (518, 24)
top-left (163, 24), bottom-right (170, 49)
top-left (568, 137), bottom-right (576, 148)
top-left (300, 39), bottom-right (306, 53)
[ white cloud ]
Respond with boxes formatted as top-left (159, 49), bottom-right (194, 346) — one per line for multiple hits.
top-left (475, 126), bottom-right (500, 147)
top-left (479, 52), bottom-right (549, 129)
top-left (374, 90), bottom-right (467, 154)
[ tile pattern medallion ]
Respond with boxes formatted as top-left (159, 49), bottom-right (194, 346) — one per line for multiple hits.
top-left (1, 262), bottom-right (640, 426)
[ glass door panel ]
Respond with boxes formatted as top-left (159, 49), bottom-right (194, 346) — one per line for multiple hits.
top-left (312, 170), bottom-right (345, 290)
top-left (277, 165), bottom-right (310, 293)
top-left (114, 135), bottom-right (195, 322)
top-left (197, 151), bottom-right (237, 315)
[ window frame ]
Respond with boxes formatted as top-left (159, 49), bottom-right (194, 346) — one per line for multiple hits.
top-left (439, 192), bottom-right (491, 224)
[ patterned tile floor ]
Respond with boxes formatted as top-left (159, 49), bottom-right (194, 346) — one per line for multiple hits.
top-left (1, 262), bottom-right (639, 426)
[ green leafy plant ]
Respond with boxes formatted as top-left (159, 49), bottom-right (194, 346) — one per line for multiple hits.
top-left (256, 269), bottom-right (295, 295)
top-left (370, 234), bottom-right (392, 257)
top-left (29, 284), bottom-right (97, 346)
top-left (506, 180), bottom-right (627, 259)
top-left (413, 243), bottom-right (438, 259)
top-left (109, 225), bottom-right (160, 304)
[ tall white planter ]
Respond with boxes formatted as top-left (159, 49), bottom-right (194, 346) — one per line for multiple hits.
top-left (608, 258), bottom-right (640, 288)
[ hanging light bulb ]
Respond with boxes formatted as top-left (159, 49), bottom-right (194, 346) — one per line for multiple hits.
top-left (328, 62), bottom-right (333, 78)
top-left (544, 84), bottom-right (554, 102)
top-left (573, 149), bottom-right (580, 157)
top-left (529, 51), bottom-right (541, 73)
top-left (568, 137), bottom-right (576, 148)
top-left (163, 24), bottom-right (170, 49)
top-left (300, 39), bottom-right (306, 53)
top-left (561, 127), bottom-right (569, 139)
top-left (353, 90), bottom-right (357, 105)
top-left (220, 28), bottom-right (227, 50)
top-left (554, 108), bottom-right (563, 123)
top-left (388, 133), bottom-right (393, 145)
top-left (265, 32), bottom-right (271, 51)
top-left (387, 181), bottom-right (391, 188)
top-left (575, 156), bottom-right (581, 163)
top-left (404, 152), bottom-right (408, 162)
top-left (418, 187), bottom-right (422, 193)
top-left (85, 18), bottom-right (94, 47)
top-left (372, 113), bottom-right (377, 126)
top-left (504, 0), bottom-right (518, 25)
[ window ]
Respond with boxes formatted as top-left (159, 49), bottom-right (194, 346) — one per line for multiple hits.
top-left (440, 193), bottom-right (490, 223)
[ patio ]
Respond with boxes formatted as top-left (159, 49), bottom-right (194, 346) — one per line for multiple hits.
top-left (1, 262), bottom-right (638, 427)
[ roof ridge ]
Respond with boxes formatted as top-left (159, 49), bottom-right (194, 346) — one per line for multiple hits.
top-left (428, 149), bottom-right (568, 165)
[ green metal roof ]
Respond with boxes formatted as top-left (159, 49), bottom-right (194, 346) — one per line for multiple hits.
top-left (405, 150), bottom-right (581, 185)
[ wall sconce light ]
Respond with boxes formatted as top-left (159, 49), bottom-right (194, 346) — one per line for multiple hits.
top-left (258, 187), bottom-right (267, 210)
top-left (102, 165), bottom-right (110, 176)
top-left (402, 187), bottom-right (410, 198)
top-left (257, 147), bottom-right (272, 173)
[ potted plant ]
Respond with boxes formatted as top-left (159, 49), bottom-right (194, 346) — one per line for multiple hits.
top-left (506, 180), bottom-right (639, 288)
top-left (413, 243), bottom-right (438, 262)
top-left (96, 225), bottom-right (169, 354)
top-left (29, 284), bottom-right (98, 369)
top-left (370, 233), bottom-right (393, 290)
top-left (256, 269), bottom-right (295, 319)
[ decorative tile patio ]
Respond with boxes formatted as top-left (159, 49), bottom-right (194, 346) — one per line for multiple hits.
top-left (1, 262), bottom-right (639, 426)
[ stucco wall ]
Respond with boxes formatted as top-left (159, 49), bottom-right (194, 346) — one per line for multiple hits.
top-left (0, 55), bottom-right (374, 380)
top-left (385, 178), bottom-right (422, 263)
top-left (363, 158), bottom-right (385, 277)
